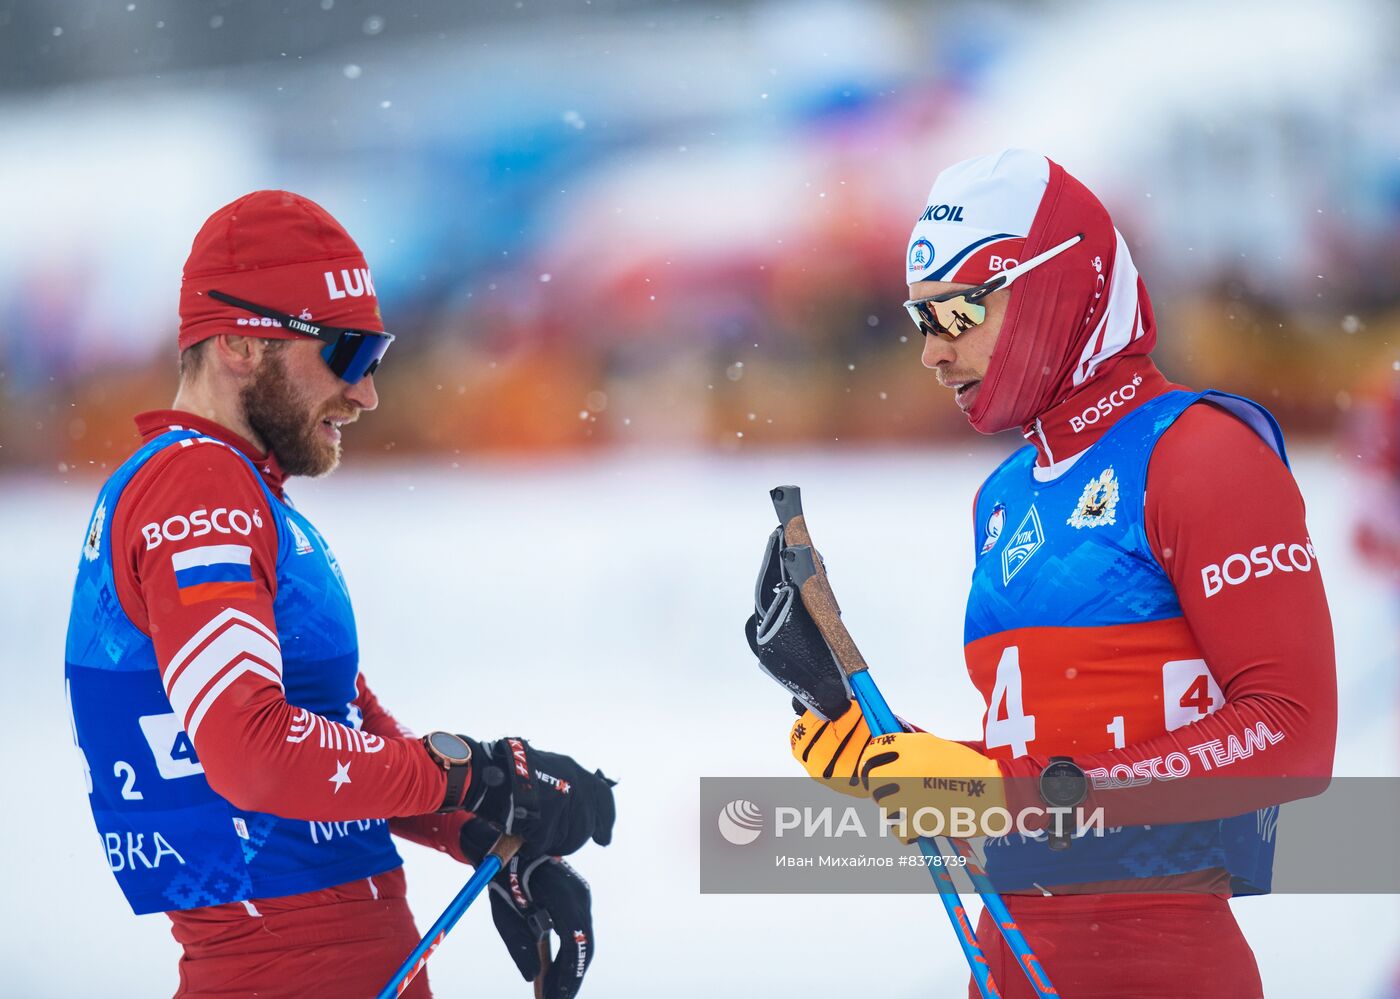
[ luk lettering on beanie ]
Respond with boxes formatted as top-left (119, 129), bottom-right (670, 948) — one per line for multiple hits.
top-left (906, 149), bottom-right (1156, 435)
top-left (178, 190), bottom-right (384, 353)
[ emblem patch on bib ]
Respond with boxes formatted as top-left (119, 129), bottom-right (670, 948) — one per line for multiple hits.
top-left (980, 502), bottom-right (1006, 555)
top-left (288, 519), bottom-right (315, 556)
top-left (84, 501), bottom-right (106, 561)
top-left (1001, 505), bottom-right (1044, 584)
top-left (1068, 467), bottom-right (1119, 529)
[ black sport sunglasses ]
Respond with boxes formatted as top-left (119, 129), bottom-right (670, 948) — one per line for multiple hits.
top-left (207, 289), bottom-right (394, 384)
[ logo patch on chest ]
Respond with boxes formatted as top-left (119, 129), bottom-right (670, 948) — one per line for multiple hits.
top-left (980, 502), bottom-right (1006, 555)
top-left (1067, 467), bottom-right (1120, 530)
top-left (1001, 505), bottom-right (1045, 585)
top-left (83, 501), bottom-right (106, 561)
top-left (288, 519), bottom-right (315, 556)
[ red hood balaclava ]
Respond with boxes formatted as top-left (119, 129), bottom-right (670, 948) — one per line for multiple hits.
top-left (906, 148), bottom-right (1156, 436)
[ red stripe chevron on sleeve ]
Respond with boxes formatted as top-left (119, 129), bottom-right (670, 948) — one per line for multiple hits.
top-left (162, 608), bottom-right (283, 739)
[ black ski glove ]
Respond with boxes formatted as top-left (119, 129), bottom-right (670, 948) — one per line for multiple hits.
top-left (462, 819), bottom-right (596, 999)
top-left (745, 525), bottom-right (853, 721)
top-left (465, 737), bottom-right (616, 857)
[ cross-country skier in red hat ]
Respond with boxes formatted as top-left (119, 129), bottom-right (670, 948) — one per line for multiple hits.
top-left (65, 191), bottom-right (614, 998)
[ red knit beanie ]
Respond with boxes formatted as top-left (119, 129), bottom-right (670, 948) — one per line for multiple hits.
top-left (178, 190), bottom-right (384, 352)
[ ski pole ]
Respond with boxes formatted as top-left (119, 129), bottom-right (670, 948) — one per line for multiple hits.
top-left (771, 485), bottom-right (1058, 999)
top-left (376, 833), bottom-right (547, 999)
top-left (778, 541), bottom-right (1002, 999)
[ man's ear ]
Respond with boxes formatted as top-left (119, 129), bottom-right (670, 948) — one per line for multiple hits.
top-left (209, 333), bottom-right (265, 378)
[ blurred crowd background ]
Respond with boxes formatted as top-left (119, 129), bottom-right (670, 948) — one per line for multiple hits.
top-left (1, 0), bottom-right (1397, 472)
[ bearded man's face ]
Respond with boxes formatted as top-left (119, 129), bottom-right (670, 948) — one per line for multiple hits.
top-left (241, 342), bottom-right (369, 477)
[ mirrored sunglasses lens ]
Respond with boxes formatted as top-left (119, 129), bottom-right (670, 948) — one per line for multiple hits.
top-left (905, 302), bottom-right (939, 336)
top-left (322, 333), bottom-right (391, 383)
top-left (931, 297), bottom-right (985, 336)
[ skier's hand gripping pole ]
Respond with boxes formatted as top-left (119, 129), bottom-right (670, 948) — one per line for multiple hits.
top-left (376, 832), bottom-right (548, 999)
top-left (762, 485), bottom-right (1060, 999)
top-left (462, 816), bottom-right (594, 999)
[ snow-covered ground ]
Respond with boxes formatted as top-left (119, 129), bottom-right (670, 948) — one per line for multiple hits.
top-left (2, 447), bottom-right (1394, 997)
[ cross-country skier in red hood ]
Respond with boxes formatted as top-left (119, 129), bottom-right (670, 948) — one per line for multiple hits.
top-left (894, 147), bottom-right (1158, 448)
top-left (780, 150), bottom-right (1337, 997)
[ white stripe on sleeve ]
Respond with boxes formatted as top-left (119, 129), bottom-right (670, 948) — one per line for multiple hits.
top-left (163, 609), bottom-right (283, 737)
top-left (166, 609), bottom-right (278, 677)
top-left (185, 659), bottom-right (283, 740)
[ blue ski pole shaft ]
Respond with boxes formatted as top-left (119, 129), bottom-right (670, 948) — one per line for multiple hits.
top-left (852, 669), bottom-right (1057, 998)
top-left (769, 486), bottom-right (1056, 998)
top-left (375, 833), bottom-right (524, 999)
top-left (946, 838), bottom-right (1058, 998)
top-left (848, 670), bottom-right (1002, 999)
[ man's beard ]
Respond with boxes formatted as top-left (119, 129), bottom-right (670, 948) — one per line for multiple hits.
top-left (241, 349), bottom-right (343, 478)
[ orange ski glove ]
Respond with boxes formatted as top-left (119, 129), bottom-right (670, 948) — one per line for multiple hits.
top-left (857, 732), bottom-right (1007, 841)
top-left (789, 701), bottom-right (872, 798)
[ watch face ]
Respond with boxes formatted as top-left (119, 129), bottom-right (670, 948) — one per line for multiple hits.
top-left (428, 731), bottom-right (471, 765)
top-left (1041, 762), bottom-right (1086, 807)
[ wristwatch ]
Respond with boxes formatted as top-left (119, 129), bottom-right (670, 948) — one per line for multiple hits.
top-left (1038, 756), bottom-right (1087, 852)
top-left (421, 731), bottom-right (473, 813)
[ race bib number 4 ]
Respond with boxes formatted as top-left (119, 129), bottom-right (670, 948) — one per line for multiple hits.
top-left (967, 622), bottom-right (1226, 760)
top-left (1161, 659), bottom-right (1224, 731)
top-left (984, 646), bottom-right (1037, 758)
top-left (137, 713), bottom-right (205, 779)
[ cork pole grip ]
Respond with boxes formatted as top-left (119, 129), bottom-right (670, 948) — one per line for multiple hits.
top-left (796, 566), bottom-right (869, 677)
top-left (486, 835), bottom-right (550, 999)
top-left (534, 939), bottom-right (551, 999)
top-left (491, 833), bottom-right (525, 863)
top-left (770, 485), bottom-right (869, 677)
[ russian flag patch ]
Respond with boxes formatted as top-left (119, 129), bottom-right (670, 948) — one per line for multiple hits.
top-left (171, 545), bottom-right (256, 605)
